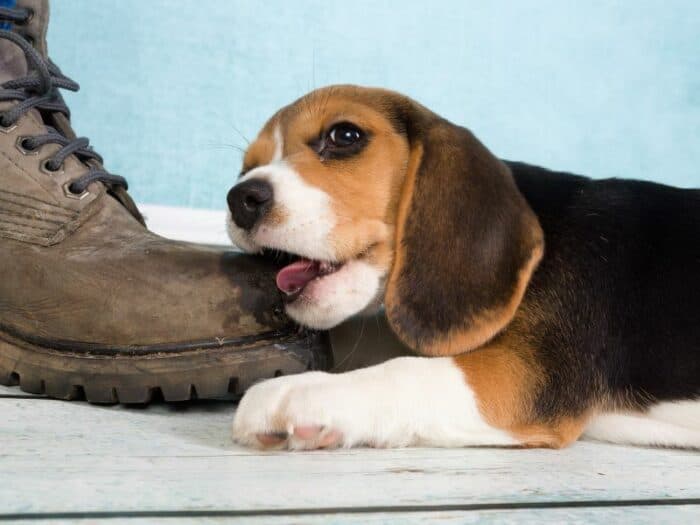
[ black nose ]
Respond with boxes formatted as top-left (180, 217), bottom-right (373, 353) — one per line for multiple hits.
top-left (227, 178), bottom-right (274, 231)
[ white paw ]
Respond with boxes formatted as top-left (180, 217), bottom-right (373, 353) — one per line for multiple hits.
top-left (231, 371), bottom-right (373, 450)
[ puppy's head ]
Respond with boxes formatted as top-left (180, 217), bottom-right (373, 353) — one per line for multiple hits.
top-left (227, 85), bottom-right (543, 355)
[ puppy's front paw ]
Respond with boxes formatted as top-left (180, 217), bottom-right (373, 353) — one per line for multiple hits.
top-left (232, 357), bottom-right (521, 451)
top-left (232, 372), bottom-right (350, 450)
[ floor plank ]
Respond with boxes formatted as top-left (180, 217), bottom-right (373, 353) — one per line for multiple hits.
top-left (3, 505), bottom-right (697, 524)
top-left (1, 398), bottom-right (699, 516)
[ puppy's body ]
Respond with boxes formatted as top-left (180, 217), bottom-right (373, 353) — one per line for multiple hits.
top-left (226, 85), bottom-right (700, 450)
top-left (508, 162), bottom-right (700, 417)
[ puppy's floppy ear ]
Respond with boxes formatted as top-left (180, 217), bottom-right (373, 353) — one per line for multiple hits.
top-left (385, 103), bottom-right (544, 356)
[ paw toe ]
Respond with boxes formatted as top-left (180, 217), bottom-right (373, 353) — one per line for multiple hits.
top-left (255, 432), bottom-right (289, 447)
top-left (317, 429), bottom-right (343, 448)
top-left (293, 425), bottom-right (324, 440)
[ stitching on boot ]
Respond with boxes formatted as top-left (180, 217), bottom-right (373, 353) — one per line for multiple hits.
top-left (0, 188), bottom-right (76, 212)
top-left (0, 213), bottom-right (61, 230)
top-left (0, 206), bottom-right (70, 225)
top-left (0, 217), bottom-right (54, 232)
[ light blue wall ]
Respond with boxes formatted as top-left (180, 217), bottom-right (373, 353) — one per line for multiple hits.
top-left (49, 0), bottom-right (699, 209)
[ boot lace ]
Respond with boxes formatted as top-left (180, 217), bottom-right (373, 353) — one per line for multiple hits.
top-left (0, 8), bottom-right (127, 195)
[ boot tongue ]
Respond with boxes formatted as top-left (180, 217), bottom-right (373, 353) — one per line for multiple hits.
top-left (16, 0), bottom-right (49, 57)
top-left (0, 38), bottom-right (27, 83)
top-left (276, 259), bottom-right (320, 295)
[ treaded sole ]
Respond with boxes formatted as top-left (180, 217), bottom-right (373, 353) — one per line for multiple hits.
top-left (0, 329), bottom-right (330, 404)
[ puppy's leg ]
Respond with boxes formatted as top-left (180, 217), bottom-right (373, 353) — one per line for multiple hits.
top-left (232, 347), bottom-right (589, 450)
top-left (232, 356), bottom-right (516, 449)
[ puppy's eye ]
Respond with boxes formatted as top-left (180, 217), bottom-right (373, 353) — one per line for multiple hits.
top-left (327, 123), bottom-right (363, 148)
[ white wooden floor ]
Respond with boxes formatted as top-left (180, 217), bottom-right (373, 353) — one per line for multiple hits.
top-left (2, 383), bottom-right (700, 524)
top-left (2, 207), bottom-right (699, 523)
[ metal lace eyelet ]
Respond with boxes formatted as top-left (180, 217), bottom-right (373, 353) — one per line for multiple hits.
top-left (40, 158), bottom-right (64, 175)
top-left (0, 120), bottom-right (17, 134)
top-left (16, 136), bottom-right (39, 156)
top-left (63, 182), bottom-right (90, 200)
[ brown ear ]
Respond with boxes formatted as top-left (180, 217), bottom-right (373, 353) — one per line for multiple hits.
top-left (385, 107), bottom-right (544, 356)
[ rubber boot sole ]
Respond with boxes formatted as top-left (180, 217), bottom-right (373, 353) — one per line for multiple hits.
top-left (0, 328), bottom-right (330, 404)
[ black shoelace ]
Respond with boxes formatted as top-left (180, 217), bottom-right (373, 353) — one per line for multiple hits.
top-left (0, 7), bottom-right (127, 195)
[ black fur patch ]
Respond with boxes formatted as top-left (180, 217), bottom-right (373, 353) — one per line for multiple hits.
top-left (505, 161), bottom-right (700, 417)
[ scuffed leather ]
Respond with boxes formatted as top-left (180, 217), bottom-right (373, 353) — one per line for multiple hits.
top-left (0, 190), bottom-right (291, 347)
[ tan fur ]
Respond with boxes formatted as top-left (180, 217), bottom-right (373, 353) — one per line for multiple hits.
top-left (455, 337), bottom-right (588, 448)
top-left (242, 123), bottom-right (278, 171)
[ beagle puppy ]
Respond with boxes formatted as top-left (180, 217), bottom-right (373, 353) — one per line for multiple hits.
top-left (227, 85), bottom-right (700, 451)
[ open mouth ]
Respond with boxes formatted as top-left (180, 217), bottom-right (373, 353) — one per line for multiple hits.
top-left (265, 250), bottom-right (344, 303)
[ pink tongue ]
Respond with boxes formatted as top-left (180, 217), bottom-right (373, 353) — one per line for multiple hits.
top-left (276, 259), bottom-right (320, 295)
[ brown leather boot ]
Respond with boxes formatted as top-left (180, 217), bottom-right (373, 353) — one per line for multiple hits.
top-left (0, 0), bottom-right (330, 403)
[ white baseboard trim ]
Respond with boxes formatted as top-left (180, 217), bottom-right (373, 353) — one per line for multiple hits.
top-left (139, 204), bottom-right (230, 246)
